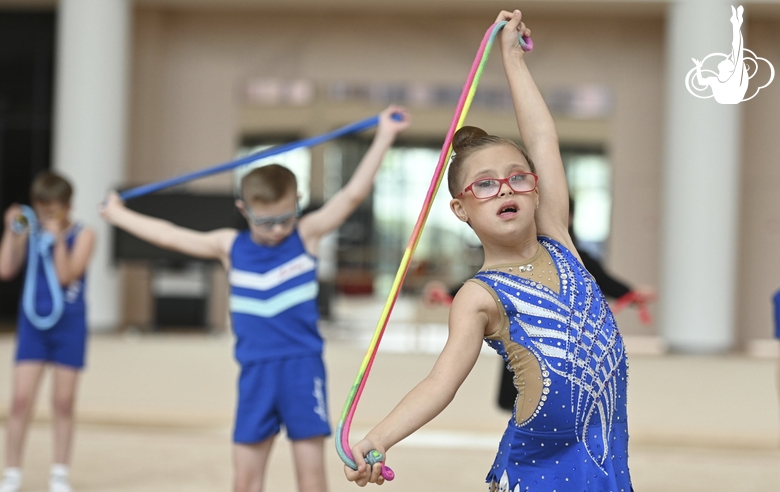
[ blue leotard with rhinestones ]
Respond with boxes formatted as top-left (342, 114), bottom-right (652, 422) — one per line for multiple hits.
top-left (476, 237), bottom-right (632, 492)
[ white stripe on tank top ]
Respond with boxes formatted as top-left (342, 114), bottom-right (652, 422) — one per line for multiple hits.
top-left (229, 253), bottom-right (316, 291)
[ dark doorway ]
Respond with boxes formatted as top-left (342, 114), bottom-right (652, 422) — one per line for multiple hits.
top-left (0, 11), bottom-right (56, 324)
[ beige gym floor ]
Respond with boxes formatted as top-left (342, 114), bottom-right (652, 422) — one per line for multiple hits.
top-left (0, 297), bottom-right (778, 491)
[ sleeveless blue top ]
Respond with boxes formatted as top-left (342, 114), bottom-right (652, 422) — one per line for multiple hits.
top-left (476, 237), bottom-right (632, 492)
top-left (20, 224), bottom-right (86, 318)
top-left (228, 229), bottom-right (322, 365)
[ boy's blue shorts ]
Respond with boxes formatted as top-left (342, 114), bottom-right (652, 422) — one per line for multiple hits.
top-left (15, 310), bottom-right (87, 369)
top-left (233, 355), bottom-right (331, 444)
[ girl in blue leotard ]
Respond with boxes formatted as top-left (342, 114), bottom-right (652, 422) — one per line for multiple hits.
top-left (0, 172), bottom-right (96, 492)
top-left (345, 10), bottom-right (632, 491)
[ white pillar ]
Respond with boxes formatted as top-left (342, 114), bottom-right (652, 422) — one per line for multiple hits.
top-left (53, 0), bottom-right (131, 331)
top-left (661, 0), bottom-right (742, 352)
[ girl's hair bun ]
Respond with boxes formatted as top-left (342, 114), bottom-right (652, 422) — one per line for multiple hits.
top-left (452, 126), bottom-right (488, 152)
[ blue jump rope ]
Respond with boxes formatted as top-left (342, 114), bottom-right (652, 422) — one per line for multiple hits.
top-left (119, 113), bottom-right (401, 201)
top-left (13, 205), bottom-right (65, 330)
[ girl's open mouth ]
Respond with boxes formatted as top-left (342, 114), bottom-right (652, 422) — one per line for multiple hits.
top-left (497, 201), bottom-right (518, 218)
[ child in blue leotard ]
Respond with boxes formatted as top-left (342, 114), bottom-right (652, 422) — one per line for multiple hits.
top-left (100, 106), bottom-right (409, 492)
top-left (345, 11), bottom-right (633, 491)
top-left (774, 289), bottom-right (780, 438)
top-left (0, 172), bottom-right (96, 492)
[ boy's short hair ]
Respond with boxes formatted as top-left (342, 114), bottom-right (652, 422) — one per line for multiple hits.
top-left (240, 164), bottom-right (297, 204)
top-left (30, 171), bottom-right (73, 204)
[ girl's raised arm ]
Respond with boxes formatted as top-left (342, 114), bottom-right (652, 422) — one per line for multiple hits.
top-left (498, 10), bottom-right (574, 250)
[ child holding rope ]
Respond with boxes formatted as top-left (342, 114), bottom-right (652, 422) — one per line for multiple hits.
top-left (100, 106), bottom-right (409, 492)
top-left (0, 172), bottom-right (96, 492)
top-left (344, 11), bottom-right (633, 491)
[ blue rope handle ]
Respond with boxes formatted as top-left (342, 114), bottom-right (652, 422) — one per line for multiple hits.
top-left (120, 113), bottom-right (401, 201)
top-left (14, 205), bottom-right (65, 330)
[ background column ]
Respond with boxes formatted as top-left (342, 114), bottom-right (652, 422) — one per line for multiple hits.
top-left (661, 0), bottom-right (742, 352)
top-left (53, 0), bottom-right (131, 331)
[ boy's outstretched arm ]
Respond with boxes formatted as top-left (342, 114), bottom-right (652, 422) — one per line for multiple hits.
top-left (498, 10), bottom-right (573, 249)
top-left (298, 106), bottom-right (410, 255)
top-left (344, 281), bottom-right (489, 486)
top-left (100, 192), bottom-right (236, 268)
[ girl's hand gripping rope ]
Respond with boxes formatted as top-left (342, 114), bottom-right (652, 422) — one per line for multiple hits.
top-left (344, 439), bottom-right (392, 486)
top-left (497, 9), bottom-right (533, 53)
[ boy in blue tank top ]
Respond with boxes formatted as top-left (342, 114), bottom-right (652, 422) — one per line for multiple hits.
top-left (100, 106), bottom-right (409, 492)
top-left (0, 172), bottom-right (96, 492)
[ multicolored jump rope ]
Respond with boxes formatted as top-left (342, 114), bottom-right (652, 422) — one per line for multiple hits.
top-left (335, 21), bottom-right (531, 480)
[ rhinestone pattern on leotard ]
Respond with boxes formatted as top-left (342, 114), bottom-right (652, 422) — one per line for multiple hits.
top-left (479, 237), bottom-right (631, 491)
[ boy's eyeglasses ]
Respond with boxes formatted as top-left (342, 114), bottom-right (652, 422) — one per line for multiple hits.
top-left (243, 203), bottom-right (301, 230)
top-left (456, 173), bottom-right (538, 200)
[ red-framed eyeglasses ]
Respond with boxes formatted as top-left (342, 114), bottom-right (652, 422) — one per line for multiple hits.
top-left (456, 173), bottom-right (538, 200)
